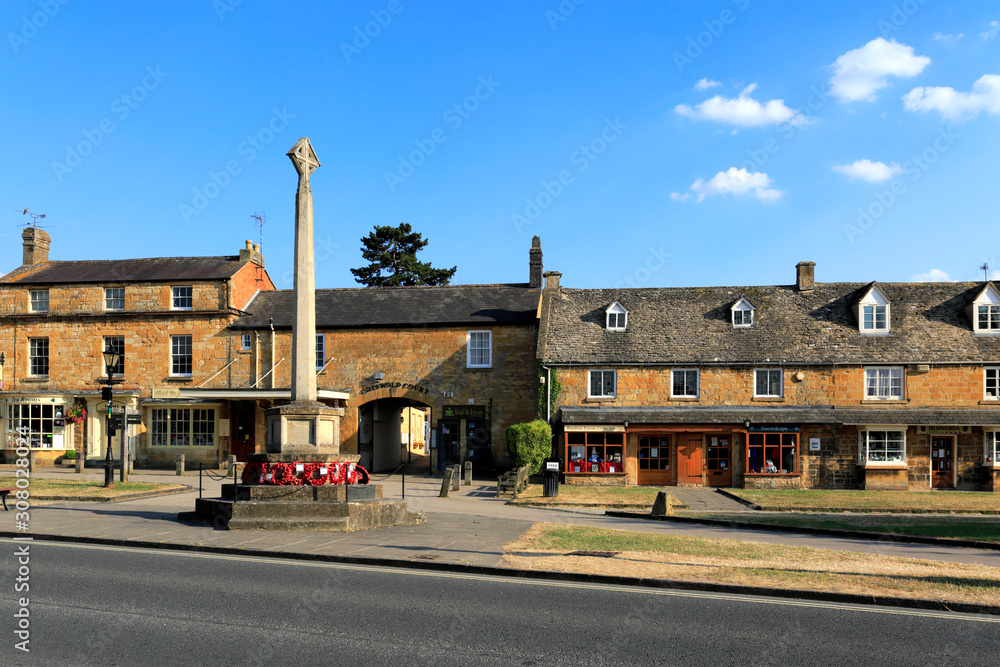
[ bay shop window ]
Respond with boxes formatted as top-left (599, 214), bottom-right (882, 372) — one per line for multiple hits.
top-left (565, 429), bottom-right (625, 474)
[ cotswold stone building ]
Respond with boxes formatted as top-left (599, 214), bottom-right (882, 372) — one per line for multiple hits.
top-left (537, 263), bottom-right (1000, 491)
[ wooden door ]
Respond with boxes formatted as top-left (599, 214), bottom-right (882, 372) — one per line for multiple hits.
top-left (931, 436), bottom-right (953, 488)
top-left (231, 401), bottom-right (256, 461)
top-left (637, 435), bottom-right (672, 485)
top-left (706, 435), bottom-right (732, 487)
top-left (677, 434), bottom-right (703, 485)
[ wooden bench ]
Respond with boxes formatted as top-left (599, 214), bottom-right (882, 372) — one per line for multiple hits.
top-left (496, 464), bottom-right (531, 498)
top-left (0, 488), bottom-right (14, 511)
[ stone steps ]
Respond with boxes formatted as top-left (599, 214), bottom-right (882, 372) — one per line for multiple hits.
top-left (226, 516), bottom-right (350, 531)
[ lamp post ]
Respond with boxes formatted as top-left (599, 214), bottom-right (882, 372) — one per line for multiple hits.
top-left (101, 347), bottom-right (122, 488)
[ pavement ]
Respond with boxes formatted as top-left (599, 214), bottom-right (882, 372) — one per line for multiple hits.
top-left (3, 466), bottom-right (999, 570)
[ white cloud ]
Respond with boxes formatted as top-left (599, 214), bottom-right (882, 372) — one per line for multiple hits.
top-left (671, 167), bottom-right (784, 203)
top-left (903, 73), bottom-right (1000, 121)
top-left (933, 32), bottom-right (964, 43)
top-left (832, 159), bottom-right (902, 182)
top-left (675, 84), bottom-right (804, 128)
top-left (981, 20), bottom-right (999, 41)
top-left (694, 78), bottom-right (721, 91)
top-left (829, 38), bottom-right (930, 102)
top-left (911, 269), bottom-right (952, 282)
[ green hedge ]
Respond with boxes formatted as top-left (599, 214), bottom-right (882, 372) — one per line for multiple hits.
top-left (506, 420), bottom-right (553, 475)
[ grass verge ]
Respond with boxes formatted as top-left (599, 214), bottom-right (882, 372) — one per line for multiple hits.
top-left (0, 476), bottom-right (186, 500)
top-left (692, 512), bottom-right (1000, 544)
top-left (503, 523), bottom-right (1000, 606)
top-left (725, 489), bottom-right (1000, 513)
top-left (509, 484), bottom-right (678, 508)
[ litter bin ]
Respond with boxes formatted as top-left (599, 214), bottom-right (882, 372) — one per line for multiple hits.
top-left (542, 458), bottom-right (560, 498)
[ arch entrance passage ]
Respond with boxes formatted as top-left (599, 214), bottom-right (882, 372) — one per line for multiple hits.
top-left (357, 397), bottom-right (432, 473)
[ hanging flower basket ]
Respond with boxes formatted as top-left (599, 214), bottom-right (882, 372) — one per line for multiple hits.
top-left (67, 404), bottom-right (87, 425)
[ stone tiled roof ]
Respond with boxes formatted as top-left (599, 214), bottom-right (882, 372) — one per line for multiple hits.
top-left (0, 257), bottom-right (250, 284)
top-left (561, 405), bottom-right (1000, 426)
top-left (234, 284), bottom-right (540, 329)
top-left (542, 282), bottom-right (1000, 365)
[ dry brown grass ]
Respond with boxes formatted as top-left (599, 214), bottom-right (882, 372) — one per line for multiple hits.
top-left (503, 523), bottom-right (1000, 607)
top-left (509, 484), bottom-right (677, 508)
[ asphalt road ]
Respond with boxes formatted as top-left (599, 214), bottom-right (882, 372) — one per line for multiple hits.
top-left (2, 540), bottom-right (999, 666)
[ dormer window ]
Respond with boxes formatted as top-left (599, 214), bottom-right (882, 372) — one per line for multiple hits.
top-left (968, 283), bottom-right (1000, 334)
top-left (731, 298), bottom-right (754, 327)
top-left (856, 284), bottom-right (890, 334)
top-left (605, 301), bottom-right (627, 331)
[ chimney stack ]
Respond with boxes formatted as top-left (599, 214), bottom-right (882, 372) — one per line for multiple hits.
top-left (240, 240), bottom-right (265, 267)
top-left (796, 261), bottom-right (816, 292)
top-left (543, 270), bottom-right (561, 292)
top-left (529, 236), bottom-right (543, 288)
top-left (22, 227), bottom-right (50, 266)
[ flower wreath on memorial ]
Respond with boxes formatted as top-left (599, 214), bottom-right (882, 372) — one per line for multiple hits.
top-left (240, 461), bottom-right (370, 485)
top-left (67, 404), bottom-right (87, 425)
top-left (241, 461), bottom-right (268, 484)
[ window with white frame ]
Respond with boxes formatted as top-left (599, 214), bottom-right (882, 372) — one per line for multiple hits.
top-left (754, 369), bottom-right (782, 397)
top-left (30, 289), bottom-right (49, 312)
top-left (606, 302), bottom-right (627, 331)
top-left (732, 298), bottom-right (754, 327)
top-left (986, 430), bottom-right (999, 464)
top-left (589, 370), bottom-right (616, 398)
top-left (316, 333), bottom-right (325, 369)
top-left (987, 368), bottom-right (999, 400)
top-left (29, 337), bottom-right (49, 376)
top-left (171, 286), bottom-right (193, 310)
top-left (672, 368), bottom-right (699, 397)
top-left (859, 428), bottom-right (906, 463)
top-left (862, 304), bottom-right (888, 331)
top-left (241, 333), bottom-right (252, 351)
top-left (467, 330), bottom-right (492, 368)
top-left (149, 407), bottom-right (216, 447)
top-left (103, 336), bottom-right (125, 375)
top-left (979, 305), bottom-right (1000, 332)
top-left (5, 403), bottom-right (59, 449)
top-left (105, 287), bottom-right (125, 311)
top-left (865, 367), bottom-right (903, 399)
top-left (171, 335), bottom-right (192, 376)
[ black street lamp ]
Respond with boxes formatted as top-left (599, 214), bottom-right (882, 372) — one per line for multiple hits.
top-left (101, 347), bottom-right (122, 488)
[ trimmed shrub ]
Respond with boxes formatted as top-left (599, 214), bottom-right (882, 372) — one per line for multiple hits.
top-left (506, 420), bottom-right (553, 475)
top-left (64, 450), bottom-right (77, 460)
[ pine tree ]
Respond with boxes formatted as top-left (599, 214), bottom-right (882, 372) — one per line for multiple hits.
top-left (350, 223), bottom-right (457, 287)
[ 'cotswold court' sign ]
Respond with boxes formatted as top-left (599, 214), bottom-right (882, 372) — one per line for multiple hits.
top-left (360, 382), bottom-right (430, 395)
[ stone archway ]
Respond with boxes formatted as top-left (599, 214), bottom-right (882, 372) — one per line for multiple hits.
top-left (357, 396), bottom-right (433, 473)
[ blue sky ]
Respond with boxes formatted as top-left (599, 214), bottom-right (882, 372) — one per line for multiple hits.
top-left (3, 1), bottom-right (999, 290)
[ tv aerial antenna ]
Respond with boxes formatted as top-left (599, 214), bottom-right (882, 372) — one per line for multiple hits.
top-left (16, 208), bottom-right (49, 228)
top-left (982, 263), bottom-right (990, 282)
top-left (250, 212), bottom-right (265, 250)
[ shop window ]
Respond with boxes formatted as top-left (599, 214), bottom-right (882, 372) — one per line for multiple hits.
top-left (754, 369), bottom-right (782, 397)
top-left (859, 429), bottom-right (906, 463)
top-left (639, 435), bottom-right (670, 471)
top-left (986, 368), bottom-right (999, 400)
top-left (589, 370), bottom-right (616, 398)
top-left (605, 301), bottom-right (627, 331)
top-left (671, 368), bottom-right (699, 397)
top-left (29, 337), bottom-right (49, 376)
top-left (29, 289), bottom-right (49, 313)
top-left (746, 432), bottom-right (798, 474)
top-left (170, 335), bottom-right (192, 376)
top-left (103, 336), bottom-right (125, 375)
top-left (172, 286), bottom-right (193, 310)
top-left (986, 431), bottom-right (999, 464)
top-left (105, 287), bottom-right (125, 311)
top-left (565, 431), bottom-right (624, 474)
top-left (466, 330), bottom-right (492, 368)
top-left (149, 407), bottom-right (216, 447)
top-left (316, 333), bottom-right (325, 369)
top-left (5, 403), bottom-right (59, 449)
top-left (865, 367), bottom-right (903, 399)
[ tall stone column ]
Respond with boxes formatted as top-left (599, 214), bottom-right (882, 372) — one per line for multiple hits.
top-left (264, 137), bottom-right (345, 460)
